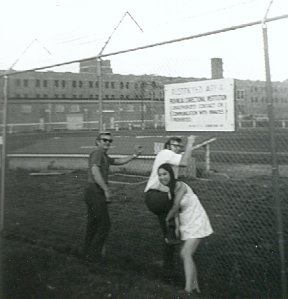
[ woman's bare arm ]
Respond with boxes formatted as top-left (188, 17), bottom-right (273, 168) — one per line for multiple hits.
top-left (165, 181), bottom-right (187, 222)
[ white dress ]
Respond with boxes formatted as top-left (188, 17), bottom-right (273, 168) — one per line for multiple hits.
top-left (178, 182), bottom-right (213, 240)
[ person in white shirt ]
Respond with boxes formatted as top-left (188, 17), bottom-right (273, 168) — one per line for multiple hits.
top-left (144, 135), bottom-right (195, 275)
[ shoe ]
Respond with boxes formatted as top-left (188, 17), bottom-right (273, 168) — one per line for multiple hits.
top-left (175, 290), bottom-right (194, 298)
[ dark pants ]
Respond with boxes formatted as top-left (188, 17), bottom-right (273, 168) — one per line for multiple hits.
top-left (144, 189), bottom-right (175, 271)
top-left (83, 184), bottom-right (111, 259)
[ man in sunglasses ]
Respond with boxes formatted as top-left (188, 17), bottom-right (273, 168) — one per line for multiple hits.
top-left (83, 131), bottom-right (142, 262)
top-left (144, 135), bottom-right (195, 277)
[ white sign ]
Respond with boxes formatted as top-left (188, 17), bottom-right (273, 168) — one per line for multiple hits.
top-left (164, 78), bottom-right (235, 131)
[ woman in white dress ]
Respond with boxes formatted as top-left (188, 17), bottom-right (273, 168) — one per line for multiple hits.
top-left (158, 163), bottom-right (213, 295)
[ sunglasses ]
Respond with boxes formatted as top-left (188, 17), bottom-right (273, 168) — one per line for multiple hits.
top-left (170, 143), bottom-right (182, 148)
top-left (101, 138), bottom-right (113, 144)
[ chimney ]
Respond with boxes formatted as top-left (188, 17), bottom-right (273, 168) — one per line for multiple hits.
top-left (211, 58), bottom-right (223, 79)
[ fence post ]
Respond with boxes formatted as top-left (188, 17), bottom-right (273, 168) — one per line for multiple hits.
top-left (262, 15), bottom-right (287, 299)
top-left (204, 144), bottom-right (211, 172)
top-left (0, 76), bottom-right (8, 232)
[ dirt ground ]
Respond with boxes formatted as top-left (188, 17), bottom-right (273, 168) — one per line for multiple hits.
top-left (1, 168), bottom-right (287, 299)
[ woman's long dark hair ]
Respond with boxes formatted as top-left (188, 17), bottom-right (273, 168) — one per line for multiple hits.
top-left (158, 163), bottom-right (177, 202)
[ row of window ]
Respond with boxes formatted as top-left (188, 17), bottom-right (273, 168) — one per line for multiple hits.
top-left (14, 79), bottom-right (153, 90)
top-left (20, 104), bottom-right (140, 114)
top-left (13, 94), bottom-right (163, 100)
top-left (237, 89), bottom-right (288, 100)
top-left (249, 86), bottom-right (288, 93)
top-left (250, 97), bottom-right (288, 103)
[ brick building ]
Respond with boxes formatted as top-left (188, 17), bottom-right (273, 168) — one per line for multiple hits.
top-left (0, 58), bottom-right (287, 132)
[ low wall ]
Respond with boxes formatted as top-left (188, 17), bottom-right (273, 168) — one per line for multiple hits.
top-left (7, 154), bottom-right (197, 178)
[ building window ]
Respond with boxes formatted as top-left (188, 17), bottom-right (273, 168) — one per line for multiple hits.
top-left (120, 82), bottom-right (124, 89)
top-left (105, 95), bottom-right (109, 99)
top-left (54, 80), bottom-right (59, 87)
top-left (36, 79), bottom-right (40, 87)
top-left (236, 90), bottom-right (244, 99)
top-left (89, 81), bottom-right (93, 88)
top-left (95, 81), bottom-right (99, 88)
top-left (55, 105), bottom-right (65, 113)
top-left (72, 81), bottom-right (77, 88)
top-left (43, 80), bottom-right (48, 87)
top-left (21, 104), bottom-right (32, 113)
top-left (61, 80), bottom-right (66, 88)
top-left (55, 94), bottom-right (59, 98)
top-left (70, 104), bottom-right (80, 112)
top-left (120, 95), bottom-right (124, 99)
top-left (105, 82), bottom-right (109, 88)
top-left (126, 82), bottom-right (129, 89)
top-left (111, 82), bottom-right (115, 89)
top-left (23, 79), bottom-right (28, 87)
top-left (126, 95), bottom-right (130, 100)
top-left (111, 95), bottom-right (115, 99)
top-left (62, 94), bottom-right (66, 98)
top-left (89, 94), bottom-right (93, 98)
top-left (79, 81), bottom-right (83, 88)
top-left (127, 104), bottom-right (134, 111)
top-left (15, 79), bottom-right (21, 87)
top-left (134, 83), bottom-right (138, 89)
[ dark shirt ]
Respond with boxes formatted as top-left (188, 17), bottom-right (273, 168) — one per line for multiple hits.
top-left (88, 147), bottom-right (115, 187)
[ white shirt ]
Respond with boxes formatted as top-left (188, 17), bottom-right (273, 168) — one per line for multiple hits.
top-left (144, 149), bottom-right (182, 192)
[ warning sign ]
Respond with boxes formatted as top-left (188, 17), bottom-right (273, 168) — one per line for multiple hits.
top-left (164, 78), bottom-right (235, 131)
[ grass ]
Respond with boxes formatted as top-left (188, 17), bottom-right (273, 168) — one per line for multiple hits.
top-left (1, 168), bottom-right (288, 298)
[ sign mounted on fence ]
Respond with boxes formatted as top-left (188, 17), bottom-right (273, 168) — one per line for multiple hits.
top-left (164, 78), bottom-right (235, 131)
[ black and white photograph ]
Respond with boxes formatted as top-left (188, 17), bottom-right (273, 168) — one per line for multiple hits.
top-left (0, 0), bottom-right (288, 298)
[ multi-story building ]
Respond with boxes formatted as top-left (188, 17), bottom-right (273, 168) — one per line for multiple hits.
top-left (235, 79), bottom-right (288, 119)
top-left (0, 58), bottom-right (287, 132)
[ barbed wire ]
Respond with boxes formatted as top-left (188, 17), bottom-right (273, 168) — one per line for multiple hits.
top-left (0, 14), bottom-right (287, 78)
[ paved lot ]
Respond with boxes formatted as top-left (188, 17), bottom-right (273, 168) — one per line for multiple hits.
top-left (9, 133), bottom-right (215, 156)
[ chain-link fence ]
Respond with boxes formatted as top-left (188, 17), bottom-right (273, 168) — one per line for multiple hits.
top-left (1, 12), bottom-right (288, 299)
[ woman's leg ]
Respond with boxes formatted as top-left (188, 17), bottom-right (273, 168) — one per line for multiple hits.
top-left (180, 238), bottom-right (201, 293)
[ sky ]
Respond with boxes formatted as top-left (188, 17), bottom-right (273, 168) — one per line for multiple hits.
top-left (1, 0), bottom-right (288, 81)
